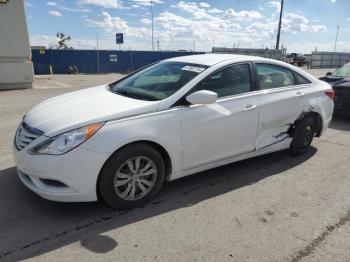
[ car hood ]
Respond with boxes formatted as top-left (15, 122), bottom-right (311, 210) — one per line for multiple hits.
top-left (24, 85), bottom-right (159, 136)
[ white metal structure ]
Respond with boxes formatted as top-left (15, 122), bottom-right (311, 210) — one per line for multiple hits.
top-left (13, 54), bottom-right (334, 209)
top-left (0, 0), bottom-right (33, 90)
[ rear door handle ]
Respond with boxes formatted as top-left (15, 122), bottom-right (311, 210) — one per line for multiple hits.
top-left (295, 91), bottom-right (304, 97)
top-left (244, 104), bottom-right (257, 111)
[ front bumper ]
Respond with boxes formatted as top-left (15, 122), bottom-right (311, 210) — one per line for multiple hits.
top-left (13, 142), bottom-right (110, 202)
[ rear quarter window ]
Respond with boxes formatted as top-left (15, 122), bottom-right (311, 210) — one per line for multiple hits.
top-left (294, 72), bottom-right (312, 85)
top-left (256, 63), bottom-right (295, 90)
top-left (256, 63), bottom-right (312, 90)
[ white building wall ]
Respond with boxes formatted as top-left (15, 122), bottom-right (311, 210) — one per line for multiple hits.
top-left (0, 0), bottom-right (33, 90)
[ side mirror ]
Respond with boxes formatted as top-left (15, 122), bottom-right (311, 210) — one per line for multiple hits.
top-left (186, 90), bottom-right (218, 105)
top-left (326, 72), bottom-right (332, 76)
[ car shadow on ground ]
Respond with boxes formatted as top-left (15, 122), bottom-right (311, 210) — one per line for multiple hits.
top-left (0, 147), bottom-right (317, 261)
top-left (329, 116), bottom-right (350, 131)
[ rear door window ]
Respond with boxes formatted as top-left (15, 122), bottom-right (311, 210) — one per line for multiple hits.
top-left (256, 63), bottom-right (295, 90)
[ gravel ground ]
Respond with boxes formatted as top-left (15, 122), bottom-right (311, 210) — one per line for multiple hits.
top-left (0, 69), bottom-right (349, 262)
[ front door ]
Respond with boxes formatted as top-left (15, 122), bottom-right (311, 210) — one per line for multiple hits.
top-left (181, 63), bottom-right (259, 170)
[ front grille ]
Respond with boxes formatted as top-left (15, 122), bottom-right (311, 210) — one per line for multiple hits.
top-left (15, 122), bottom-right (43, 150)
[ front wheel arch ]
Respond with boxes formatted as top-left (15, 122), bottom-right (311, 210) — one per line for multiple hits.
top-left (96, 140), bottom-right (172, 201)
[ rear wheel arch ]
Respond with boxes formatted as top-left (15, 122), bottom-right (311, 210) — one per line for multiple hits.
top-left (289, 111), bottom-right (323, 138)
top-left (302, 111), bottom-right (322, 137)
top-left (308, 111), bottom-right (323, 137)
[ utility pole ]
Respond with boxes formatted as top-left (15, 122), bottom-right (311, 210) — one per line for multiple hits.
top-left (150, 0), bottom-right (154, 51)
top-left (333, 25), bottom-right (339, 53)
top-left (96, 33), bottom-right (100, 74)
top-left (276, 0), bottom-right (284, 50)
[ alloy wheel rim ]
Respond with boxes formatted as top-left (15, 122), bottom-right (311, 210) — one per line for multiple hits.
top-left (114, 156), bottom-right (157, 201)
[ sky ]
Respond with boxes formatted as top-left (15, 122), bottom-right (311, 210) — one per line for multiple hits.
top-left (25, 0), bottom-right (350, 53)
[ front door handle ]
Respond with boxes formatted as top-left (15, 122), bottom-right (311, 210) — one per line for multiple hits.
top-left (295, 91), bottom-right (304, 97)
top-left (244, 104), bottom-right (257, 111)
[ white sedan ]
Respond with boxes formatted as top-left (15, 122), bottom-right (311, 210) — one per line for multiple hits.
top-left (13, 54), bottom-right (334, 209)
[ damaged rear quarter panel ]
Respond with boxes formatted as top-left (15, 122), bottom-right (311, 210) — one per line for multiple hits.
top-left (298, 81), bottom-right (334, 135)
top-left (256, 81), bottom-right (333, 150)
top-left (255, 88), bottom-right (303, 150)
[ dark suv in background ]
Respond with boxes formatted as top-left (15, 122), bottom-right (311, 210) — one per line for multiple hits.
top-left (285, 53), bottom-right (306, 67)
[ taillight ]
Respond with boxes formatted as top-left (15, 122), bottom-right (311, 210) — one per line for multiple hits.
top-left (325, 90), bottom-right (335, 100)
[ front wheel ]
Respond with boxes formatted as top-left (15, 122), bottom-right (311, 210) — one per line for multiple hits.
top-left (290, 117), bottom-right (315, 156)
top-left (98, 143), bottom-right (165, 209)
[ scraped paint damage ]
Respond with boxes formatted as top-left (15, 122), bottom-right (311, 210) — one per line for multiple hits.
top-left (256, 106), bottom-right (318, 150)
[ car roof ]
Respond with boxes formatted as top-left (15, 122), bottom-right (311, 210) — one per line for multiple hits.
top-left (165, 53), bottom-right (318, 83)
top-left (165, 53), bottom-right (256, 66)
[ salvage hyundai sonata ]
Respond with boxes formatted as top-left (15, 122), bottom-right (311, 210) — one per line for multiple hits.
top-left (14, 54), bottom-right (334, 209)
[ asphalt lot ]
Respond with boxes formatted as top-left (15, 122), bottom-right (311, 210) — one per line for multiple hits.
top-left (1, 69), bottom-right (350, 261)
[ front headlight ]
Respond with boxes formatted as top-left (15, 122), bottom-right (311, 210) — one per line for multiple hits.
top-left (29, 122), bottom-right (104, 155)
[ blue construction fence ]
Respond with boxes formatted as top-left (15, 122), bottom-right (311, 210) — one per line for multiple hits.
top-left (31, 49), bottom-right (205, 75)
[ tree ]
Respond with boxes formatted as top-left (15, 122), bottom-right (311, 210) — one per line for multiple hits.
top-left (48, 41), bottom-right (57, 50)
top-left (56, 32), bottom-right (72, 49)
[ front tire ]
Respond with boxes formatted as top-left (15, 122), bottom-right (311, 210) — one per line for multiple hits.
top-left (99, 143), bottom-right (165, 209)
top-left (290, 117), bottom-right (315, 156)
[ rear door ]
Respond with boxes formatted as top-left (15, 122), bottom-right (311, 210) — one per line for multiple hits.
top-left (181, 63), bottom-right (259, 170)
top-left (254, 63), bottom-right (304, 149)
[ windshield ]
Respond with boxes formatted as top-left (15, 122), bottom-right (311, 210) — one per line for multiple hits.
top-left (333, 63), bottom-right (350, 78)
top-left (110, 61), bottom-right (208, 101)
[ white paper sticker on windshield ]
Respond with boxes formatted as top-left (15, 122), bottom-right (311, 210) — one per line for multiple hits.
top-left (181, 65), bottom-right (205, 73)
